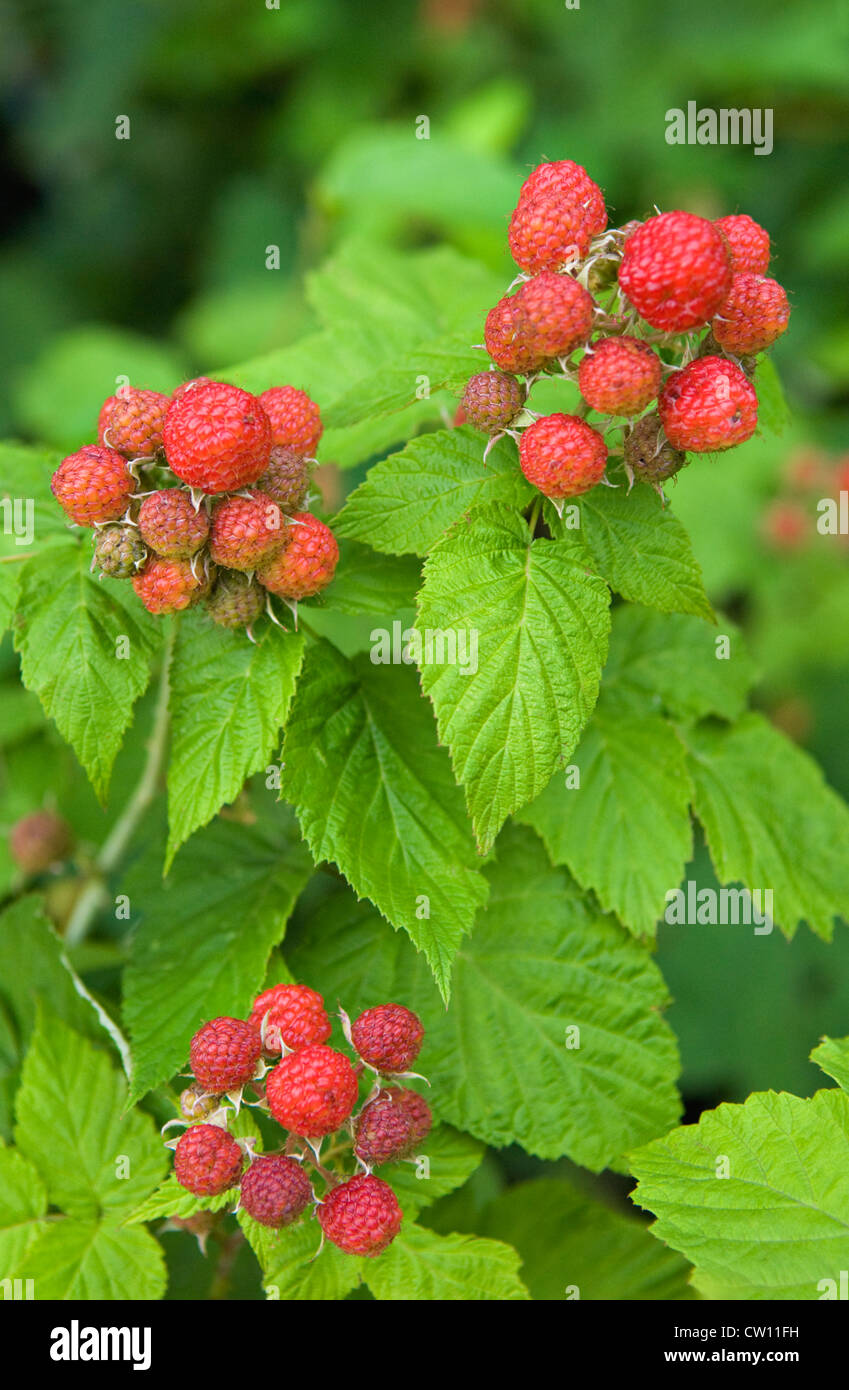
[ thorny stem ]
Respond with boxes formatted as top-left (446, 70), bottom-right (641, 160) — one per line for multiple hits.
top-left (209, 1229), bottom-right (246, 1300)
top-left (64, 622), bottom-right (176, 946)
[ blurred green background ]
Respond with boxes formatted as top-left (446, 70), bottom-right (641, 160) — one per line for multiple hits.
top-left (2, 0), bottom-right (849, 1229)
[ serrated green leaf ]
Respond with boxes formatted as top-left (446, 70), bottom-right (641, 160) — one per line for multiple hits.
top-left (630, 1087), bottom-right (849, 1299)
top-left (323, 338), bottom-right (486, 428)
top-left (322, 540), bottom-right (420, 617)
top-left (811, 1036), bottom-right (849, 1093)
top-left (364, 1222), bottom-right (528, 1301)
top-left (166, 611), bottom-right (304, 866)
top-left (123, 804), bottom-right (312, 1103)
top-left (416, 503), bottom-right (611, 851)
top-left (281, 641), bottom-right (488, 998)
top-left (239, 1211), bottom-right (363, 1301)
top-left (0, 1147), bottom-right (48, 1276)
top-left (521, 702), bottom-right (694, 938)
top-left (377, 1126), bottom-right (484, 1219)
top-left (125, 1174), bottom-right (237, 1226)
top-left (684, 712), bottom-right (849, 941)
top-left (335, 428), bottom-right (534, 557)
top-left (18, 1218), bottom-right (165, 1300)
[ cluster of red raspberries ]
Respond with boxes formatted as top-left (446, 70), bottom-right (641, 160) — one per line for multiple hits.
top-left (459, 159), bottom-right (791, 502)
top-left (50, 379), bottom-right (339, 633)
top-left (166, 985), bottom-right (431, 1258)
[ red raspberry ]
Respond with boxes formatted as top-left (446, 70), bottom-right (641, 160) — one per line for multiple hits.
top-left (519, 413), bottom-right (608, 499)
top-left (171, 377), bottom-right (213, 403)
top-left (209, 490), bottom-right (287, 571)
top-left (619, 212), bottom-right (732, 332)
top-left (351, 1004), bottom-right (424, 1074)
top-left (259, 387), bottom-right (323, 458)
top-left (353, 1094), bottom-right (415, 1165)
top-left (509, 194), bottom-right (594, 274)
top-left (257, 446), bottom-right (310, 512)
top-left (240, 1154), bottom-right (313, 1228)
top-left (173, 1123), bottom-right (243, 1196)
top-left (256, 512), bottom-right (338, 600)
top-left (190, 1016), bottom-right (262, 1093)
top-left (138, 489), bottom-right (210, 559)
top-left (381, 1087), bottom-right (433, 1148)
top-left (249, 984), bottom-right (332, 1053)
top-left (98, 387), bottom-right (170, 458)
top-left (205, 574), bottom-right (265, 630)
top-left (317, 1174), bottom-right (402, 1257)
top-left (714, 214), bottom-right (771, 275)
top-left (577, 336), bottom-right (662, 415)
top-left (9, 810), bottom-right (74, 874)
top-left (93, 525), bottom-right (147, 578)
top-left (266, 1044), bottom-right (359, 1137)
top-left (484, 272), bottom-right (595, 375)
top-left (163, 381), bottom-right (272, 493)
top-left (51, 445), bottom-right (135, 526)
top-left (623, 412), bottom-right (688, 486)
top-left (658, 357), bottom-right (758, 453)
top-left (460, 371), bottom-right (524, 434)
top-left (712, 273), bottom-right (791, 355)
top-left (132, 557), bottom-right (211, 614)
top-left (518, 160), bottom-right (607, 235)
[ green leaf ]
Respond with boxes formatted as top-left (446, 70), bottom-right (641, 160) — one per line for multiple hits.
top-left (18, 1219), bottom-right (165, 1300)
top-left (755, 356), bottom-right (790, 435)
top-left (377, 1126), bottom-right (485, 1219)
top-left (521, 702), bottom-right (694, 939)
top-left (811, 1036), bottom-right (849, 1093)
top-left (630, 1087), bottom-right (849, 1299)
top-left (684, 713), bottom-right (849, 941)
top-left (335, 428), bottom-right (534, 557)
top-left (364, 1222), bottom-right (528, 1301)
top-left (321, 540), bottom-right (421, 617)
top-left (123, 804), bottom-right (312, 1103)
top-left (125, 1174), bottom-right (237, 1226)
top-left (14, 1013), bottom-right (166, 1219)
top-left (323, 338), bottom-right (486, 428)
top-left (166, 611), bottom-right (305, 866)
top-left (14, 543), bottom-right (161, 799)
top-left (603, 606), bottom-right (755, 723)
top-left (239, 1212), bottom-right (363, 1302)
top-left (281, 642), bottom-right (488, 998)
top-left (287, 826), bottom-right (682, 1169)
top-left (0, 897), bottom-right (105, 1050)
top-left (416, 503), bottom-right (611, 851)
top-left (0, 1148), bottom-right (47, 1276)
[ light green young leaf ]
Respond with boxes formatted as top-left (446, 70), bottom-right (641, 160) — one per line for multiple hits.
top-left (18, 1218), bottom-right (165, 1300)
top-left (0, 1147), bottom-right (47, 1276)
top-left (239, 1212), bottom-right (363, 1302)
top-left (378, 1126), bottom-right (484, 1219)
top-left (125, 1174), bottom-right (237, 1226)
top-left (416, 503), bottom-right (611, 851)
top-left (322, 338), bottom-right (486, 428)
top-left (755, 356), bottom-right (790, 435)
top-left (630, 1087), bottom-right (849, 1299)
top-left (364, 1222), bottom-right (528, 1301)
top-left (0, 442), bottom-right (73, 636)
top-left (811, 1036), bottom-right (849, 1093)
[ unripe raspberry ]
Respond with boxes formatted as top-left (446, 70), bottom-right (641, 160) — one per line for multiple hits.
top-left (132, 557), bottom-right (211, 614)
top-left (658, 357), bottom-right (758, 453)
top-left (351, 1004), bottom-right (424, 1074)
top-left (509, 194), bottom-right (594, 274)
top-left (240, 1154), bottom-right (313, 1228)
top-left (519, 413), bottom-right (608, 499)
top-left (259, 387), bottom-right (323, 458)
top-left (163, 381), bottom-right (272, 493)
top-left (256, 512), bottom-right (338, 601)
top-left (353, 1094), bottom-right (415, 1165)
top-left (317, 1174), bottom-right (402, 1257)
top-left (179, 1084), bottom-right (220, 1123)
top-left (577, 336), bottom-right (662, 415)
top-left (715, 214), bottom-right (770, 275)
top-left (248, 983), bottom-right (332, 1053)
top-left (93, 525), bottom-right (147, 578)
top-left (51, 446), bottom-right (135, 526)
top-left (138, 489), bottom-right (210, 559)
top-left (619, 211), bottom-right (732, 332)
top-left (485, 272), bottom-right (595, 374)
top-left (381, 1086), bottom-right (433, 1148)
top-left (712, 273), bottom-right (791, 355)
top-left (460, 371), bottom-right (524, 434)
top-left (98, 387), bottom-right (170, 458)
top-left (266, 1044), bottom-right (359, 1137)
top-left (209, 490), bottom-right (287, 571)
top-left (624, 412), bottom-right (688, 485)
top-left (204, 574), bottom-right (265, 630)
top-left (173, 1123), bottom-right (243, 1196)
top-left (9, 810), bottom-right (74, 874)
top-left (517, 160), bottom-right (607, 235)
top-left (257, 446), bottom-right (310, 512)
top-left (190, 1016), bottom-right (262, 1093)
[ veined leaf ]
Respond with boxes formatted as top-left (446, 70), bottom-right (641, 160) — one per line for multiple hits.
top-left (364, 1222), bottom-right (528, 1301)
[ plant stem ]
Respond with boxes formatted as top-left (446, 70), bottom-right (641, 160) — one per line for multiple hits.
top-left (527, 497), bottom-right (543, 536)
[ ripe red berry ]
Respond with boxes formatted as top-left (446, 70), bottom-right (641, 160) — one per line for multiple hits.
top-left (619, 211), bottom-right (732, 332)
top-left (257, 446), bottom-right (310, 512)
top-left (658, 357), bottom-right (758, 453)
top-left (204, 574), bottom-right (265, 630)
top-left (353, 1093), bottom-right (415, 1165)
top-left (460, 371), bottom-right (524, 434)
top-left (517, 160), bottom-right (607, 235)
top-left (209, 490), bottom-right (287, 571)
top-left (381, 1087), bottom-right (432, 1148)
top-left (9, 810), bottom-right (74, 874)
top-left (509, 194), bottom-right (595, 274)
top-left (351, 1004), bottom-right (424, 1074)
top-left (623, 412), bottom-right (688, 486)
top-left (240, 1154), bottom-right (314, 1228)
top-left (484, 272), bottom-right (595, 374)
top-left (173, 1123), bottom-right (243, 1196)
top-left (712, 273), bottom-right (791, 355)
top-left (714, 214), bottom-right (771, 275)
top-left (93, 525), bottom-right (147, 578)
top-left (577, 336), bottom-right (662, 416)
top-left (98, 388), bottom-right (170, 458)
top-left (266, 1044), bottom-right (359, 1137)
top-left (138, 488), bottom-right (210, 559)
top-left (171, 377), bottom-right (213, 403)
top-left (256, 512), bottom-right (339, 600)
top-left (317, 1174), bottom-right (402, 1257)
top-left (249, 983), bottom-right (332, 1053)
top-left (259, 387), bottom-right (323, 458)
top-left (190, 1016), bottom-right (262, 1093)
top-left (132, 557), bottom-right (211, 614)
top-left (51, 445), bottom-right (135, 526)
top-left (519, 413), bottom-right (608, 499)
top-left (163, 381), bottom-right (272, 493)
